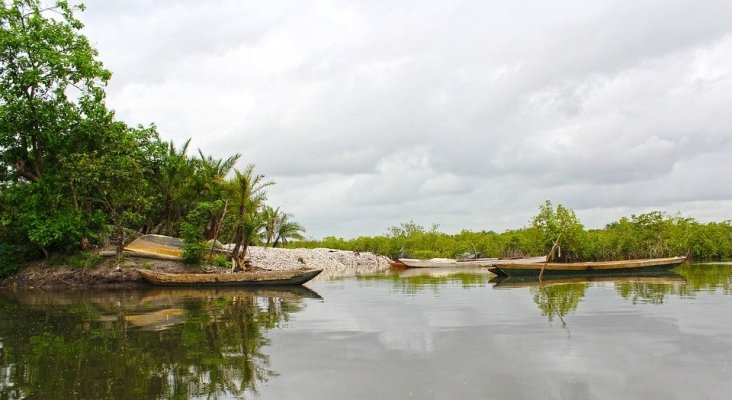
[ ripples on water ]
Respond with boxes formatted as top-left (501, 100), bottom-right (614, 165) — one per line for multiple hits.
top-left (1, 264), bottom-right (731, 399)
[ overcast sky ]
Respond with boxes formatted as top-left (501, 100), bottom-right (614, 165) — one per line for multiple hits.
top-left (79, 0), bottom-right (732, 239)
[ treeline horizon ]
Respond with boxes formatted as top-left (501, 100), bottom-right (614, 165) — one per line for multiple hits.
top-left (293, 201), bottom-right (732, 262)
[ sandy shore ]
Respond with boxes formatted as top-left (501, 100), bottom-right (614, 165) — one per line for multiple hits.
top-left (0, 247), bottom-right (392, 289)
top-left (247, 246), bottom-right (391, 280)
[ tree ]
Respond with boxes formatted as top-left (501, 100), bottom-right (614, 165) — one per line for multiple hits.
top-left (153, 138), bottom-right (195, 236)
top-left (0, 0), bottom-right (111, 183)
top-left (0, 0), bottom-right (117, 253)
top-left (229, 164), bottom-right (273, 268)
top-left (272, 212), bottom-right (305, 247)
top-left (260, 205), bottom-right (281, 246)
top-left (530, 201), bottom-right (585, 262)
top-left (63, 123), bottom-right (160, 264)
top-left (194, 149), bottom-right (240, 238)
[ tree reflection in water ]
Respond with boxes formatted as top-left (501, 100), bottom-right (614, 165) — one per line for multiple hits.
top-left (0, 287), bottom-right (319, 399)
top-left (492, 263), bottom-right (732, 322)
top-left (531, 283), bottom-right (586, 323)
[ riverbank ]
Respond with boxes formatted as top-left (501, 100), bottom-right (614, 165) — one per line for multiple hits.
top-left (0, 247), bottom-right (392, 289)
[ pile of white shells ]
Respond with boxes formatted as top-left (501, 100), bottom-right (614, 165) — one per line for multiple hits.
top-left (246, 246), bottom-right (392, 280)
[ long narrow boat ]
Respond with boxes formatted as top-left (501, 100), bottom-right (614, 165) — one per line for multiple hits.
top-left (137, 268), bottom-right (322, 287)
top-left (492, 256), bottom-right (687, 277)
top-left (398, 255), bottom-right (546, 268)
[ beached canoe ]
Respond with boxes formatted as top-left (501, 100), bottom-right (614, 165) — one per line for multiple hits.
top-left (137, 268), bottom-right (322, 286)
top-left (492, 256), bottom-right (687, 277)
top-left (124, 234), bottom-right (228, 259)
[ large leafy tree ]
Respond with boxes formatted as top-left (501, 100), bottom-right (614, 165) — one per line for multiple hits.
top-left (531, 200), bottom-right (585, 262)
top-left (0, 0), bottom-right (117, 252)
top-left (0, 0), bottom-right (111, 182)
top-left (63, 122), bottom-right (161, 264)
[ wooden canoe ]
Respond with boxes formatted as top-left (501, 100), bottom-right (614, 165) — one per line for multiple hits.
top-left (124, 234), bottom-right (228, 259)
top-left (492, 256), bottom-right (687, 277)
top-left (137, 268), bottom-right (322, 286)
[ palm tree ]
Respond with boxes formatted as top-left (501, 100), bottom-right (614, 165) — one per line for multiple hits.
top-left (272, 213), bottom-right (305, 247)
top-left (154, 139), bottom-right (194, 236)
top-left (260, 205), bottom-right (281, 246)
top-left (195, 150), bottom-right (240, 238)
top-left (230, 164), bottom-right (274, 267)
top-left (195, 150), bottom-right (240, 199)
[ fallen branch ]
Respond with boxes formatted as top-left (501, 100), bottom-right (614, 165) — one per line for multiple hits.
top-left (98, 250), bottom-right (181, 261)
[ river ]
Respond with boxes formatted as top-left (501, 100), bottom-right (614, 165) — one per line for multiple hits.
top-left (1, 264), bottom-right (731, 399)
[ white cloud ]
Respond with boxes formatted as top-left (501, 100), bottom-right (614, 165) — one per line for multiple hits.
top-left (80, 0), bottom-right (732, 238)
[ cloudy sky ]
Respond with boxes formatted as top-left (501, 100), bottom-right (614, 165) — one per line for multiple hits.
top-left (79, 0), bottom-right (732, 239)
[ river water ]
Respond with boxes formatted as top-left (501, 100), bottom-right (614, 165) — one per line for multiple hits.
top-left (1, 264), bottom-right (731, 399)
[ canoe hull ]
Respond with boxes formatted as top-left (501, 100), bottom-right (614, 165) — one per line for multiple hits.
top-left (137, 269), bottom-right (322, 287)
top-left (494, 256), bottom-right (687, 277)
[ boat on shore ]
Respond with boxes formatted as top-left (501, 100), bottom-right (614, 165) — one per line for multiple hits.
top-left (123, 234), bottom-right (228, 259)
top-left (398, 255), bottom-right (546, 269)
top-left (137, 268), bottom-right (322, 287)
top-left (492, 256), bottom-right (687, 277)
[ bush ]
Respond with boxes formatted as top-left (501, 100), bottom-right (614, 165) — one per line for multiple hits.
top-left (212, 255), bottom-right (229, 268)
top-left (0, 244), bottom-right (21, 278)
top-left (65, 252), bottom-right (103, 269)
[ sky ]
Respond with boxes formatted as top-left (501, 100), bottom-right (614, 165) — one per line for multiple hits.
top-left (78, 0), bottom-right (732, 239)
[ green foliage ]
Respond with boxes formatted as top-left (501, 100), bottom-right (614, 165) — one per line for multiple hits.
top-left (180, 201), bottom-right (223, 267)
top-left (0, 1), bottom-right (307, 273)
top-left (0, 243), bottom-right (21, 277)
top-left (211, 255), bottom-right (229, 268)
top-left (64, 252), bottom-right (102, 270)
top-left (296, 206), bottom-right (732, 262)
top-left (531, 200), bottom-right (585, 261)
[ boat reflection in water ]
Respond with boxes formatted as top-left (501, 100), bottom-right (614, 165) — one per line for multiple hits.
top-left (0, 286), bottom-right (321, 400)
top-left (491, 271), bottom-right (688, 322)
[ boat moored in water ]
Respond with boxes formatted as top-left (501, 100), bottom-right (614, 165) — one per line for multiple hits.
top-left (137, 268), bottom-right (322, 286)
top-left (492, 256), bottom-right (688, 277)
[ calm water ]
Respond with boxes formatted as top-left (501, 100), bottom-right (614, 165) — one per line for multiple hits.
top-left (1, 264), bottom-right (732, 399)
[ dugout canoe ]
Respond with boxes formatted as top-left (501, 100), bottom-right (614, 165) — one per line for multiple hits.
top-left (492, 256), bottom-right (687, 277)
top-left (137, 268), bottom-right (322, 287)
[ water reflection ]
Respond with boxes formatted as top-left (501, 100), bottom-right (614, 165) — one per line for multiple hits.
top-left (359, 266), bottom-right (495, 294)
top-left (487, 264), bottom-right (732, 321)
top-left (0, 286), bottom-right (320, 400)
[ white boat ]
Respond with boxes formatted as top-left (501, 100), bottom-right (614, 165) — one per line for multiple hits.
top-left (398, 256), bottom-right (546, 268)
top-left (461, 256), bottom-right (547, 267)
top-left (398, 258), bottom-right (462, 268)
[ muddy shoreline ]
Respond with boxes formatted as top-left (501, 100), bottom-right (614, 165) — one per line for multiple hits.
top-left (0, 247), bottom-right (392, 289)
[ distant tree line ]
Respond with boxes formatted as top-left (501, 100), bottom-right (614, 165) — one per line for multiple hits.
top-left (296, 201), bottom-right (732, 262)
top-left (0, 1), bottom-right (303, 275)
